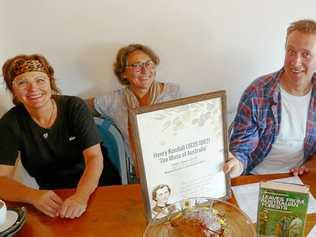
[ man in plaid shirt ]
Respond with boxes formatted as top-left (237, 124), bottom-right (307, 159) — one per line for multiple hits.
top-left (224, 19), bottom-right (316, 177)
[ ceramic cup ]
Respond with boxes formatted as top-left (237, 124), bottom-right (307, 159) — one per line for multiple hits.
top-left (0, 200), bottom-right (7, 225)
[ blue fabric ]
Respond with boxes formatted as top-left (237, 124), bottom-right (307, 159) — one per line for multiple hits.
top-left (94, 116), bottom-right (131, 184)
top-left (95, 117), bottom-right (120, 172)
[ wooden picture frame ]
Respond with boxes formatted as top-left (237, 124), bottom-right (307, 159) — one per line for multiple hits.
top-left (130, 90), bottom-right (231, 221)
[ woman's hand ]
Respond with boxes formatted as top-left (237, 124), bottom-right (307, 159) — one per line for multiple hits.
top-left (57, 144), bottom-right (103, 219)
top-left (59, 193), bottom-right (88, 219)
top-left (223, 153), bottom-right (244, 178)
top-left (30, 190), bottom-right (63, 218)
top-left (289, 166), bottom-right (309, 176)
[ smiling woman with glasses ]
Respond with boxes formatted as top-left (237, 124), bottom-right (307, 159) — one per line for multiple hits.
top-left (87, 43), bottom-right (181, 182)
top-left (0, 54), bottom-right (105, 219)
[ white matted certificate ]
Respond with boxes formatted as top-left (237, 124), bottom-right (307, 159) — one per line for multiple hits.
top-left (130, 91), bottom-right (231, 220)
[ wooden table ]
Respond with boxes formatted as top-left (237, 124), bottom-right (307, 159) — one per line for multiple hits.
top-left (14, 164), bottom-right (316, 236)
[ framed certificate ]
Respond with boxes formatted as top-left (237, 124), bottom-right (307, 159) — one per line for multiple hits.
top-left (130, 90), bottom-right (231, 220)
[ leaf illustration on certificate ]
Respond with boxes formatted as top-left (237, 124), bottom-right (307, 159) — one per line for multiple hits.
top-left (149, 99), bottom-right (222, 146)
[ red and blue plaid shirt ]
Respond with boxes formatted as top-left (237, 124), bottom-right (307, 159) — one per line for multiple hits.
top-left (229, 68), bottom-right (316, 174)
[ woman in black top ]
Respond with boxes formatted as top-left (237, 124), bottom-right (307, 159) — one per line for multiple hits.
top-left (0, 54), bottom-right (103, 219)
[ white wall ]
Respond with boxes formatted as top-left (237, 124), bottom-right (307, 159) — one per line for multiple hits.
top-left (1, 0), bottom-right (316, 120)
top-left (0, 4), bottom-right (13, 114)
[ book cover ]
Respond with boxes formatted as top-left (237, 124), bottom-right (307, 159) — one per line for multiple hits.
top-left (256, 181), bottom-right (309, 237)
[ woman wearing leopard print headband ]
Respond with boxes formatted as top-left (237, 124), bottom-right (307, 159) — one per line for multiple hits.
top-left (0, 54), bottom-right (104, 219)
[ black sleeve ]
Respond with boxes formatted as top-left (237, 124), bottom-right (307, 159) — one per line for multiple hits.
top-left (0, 112), bottom-right (19, 166)
top-left (68, 97), bottom-right (101, 150)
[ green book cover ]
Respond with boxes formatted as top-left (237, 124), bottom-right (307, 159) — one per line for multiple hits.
top-left (256, 181), bottom-right (309, 237)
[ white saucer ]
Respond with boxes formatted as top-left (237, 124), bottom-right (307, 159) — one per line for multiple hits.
top-left (0, 210), bottom-right (19, 232)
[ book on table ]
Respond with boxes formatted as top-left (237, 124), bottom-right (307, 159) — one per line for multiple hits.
top-left (256, 181), bottom-right (309, 237)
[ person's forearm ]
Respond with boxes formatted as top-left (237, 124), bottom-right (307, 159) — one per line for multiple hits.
top-left (75, 155), bottom-right (103, 201)
top-left (0, 176), bottom-right (36, 203)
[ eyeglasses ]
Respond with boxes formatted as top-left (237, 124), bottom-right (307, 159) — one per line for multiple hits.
top-left (13, 76), bottom-right (50, 90)
top-left (126, 60), bottom-right (155, 72)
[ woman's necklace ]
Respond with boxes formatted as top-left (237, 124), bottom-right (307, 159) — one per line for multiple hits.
top-left (47, 99), bottom-right (56, 127)
top-left (42, 99), bottom-right (56, 138)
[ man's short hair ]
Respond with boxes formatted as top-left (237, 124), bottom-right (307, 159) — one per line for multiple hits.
top-left (287, 19), bottom-right (316, 38)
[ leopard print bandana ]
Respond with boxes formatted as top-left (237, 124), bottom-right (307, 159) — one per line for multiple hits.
top-left (12, 59), bottom-right (47, 78)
